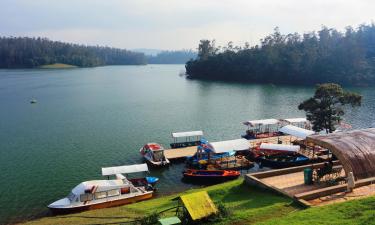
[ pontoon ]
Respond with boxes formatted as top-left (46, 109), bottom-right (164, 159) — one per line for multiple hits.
top-left (48, 164), bottom-right (157, 214)
top-left (170, 130), bottom-right (203, 148)
top-left (140, 143), bottom-right (170, 167)
top-left (242, 119), bottom-right (281, 139)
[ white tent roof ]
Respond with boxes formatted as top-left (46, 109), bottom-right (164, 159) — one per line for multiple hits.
top-left (102, 164), bottom-right (149, 176)
top-left (243, 119), bottom-right (280, 127)
top-left (281, 118), bottom-right (307, 124)
top-left (207, 139), bottom-right (250, 153)
top-left (72, 179), bottom-right (125, 195)
top-left (172, 130), bottom-right (203, 138)
top-left (260, 143), bottom-right (300, 152)
top-left (279, 125), bottom-right (315, 139)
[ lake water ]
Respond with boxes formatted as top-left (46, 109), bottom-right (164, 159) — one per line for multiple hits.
top-left (0, 64), bottom-right (374, 224)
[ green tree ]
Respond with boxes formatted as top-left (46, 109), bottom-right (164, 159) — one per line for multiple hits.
top-left (197, 39), bottom-right (217, 60)
top-left (298, 83), bottom-right (362, 133)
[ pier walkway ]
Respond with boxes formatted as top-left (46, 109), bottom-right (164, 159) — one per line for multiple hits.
top-left (164, 135), bottom-right (298, 160)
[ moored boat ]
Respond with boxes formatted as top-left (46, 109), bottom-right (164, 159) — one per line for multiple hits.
top-left (257, 153), bottom-right (310, 168)
top-left (182, 169), bottom-right (240, 183)
top-left (140, 143), bottom-right (170, 167)
top-left (48, 164), bottom-right (157, 214)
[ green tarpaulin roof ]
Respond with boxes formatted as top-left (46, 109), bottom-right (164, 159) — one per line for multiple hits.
top-left (180, 191), bottom-right (218, 220)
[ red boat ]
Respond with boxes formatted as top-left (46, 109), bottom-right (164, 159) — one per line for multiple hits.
top-left (183, 169), bottom-right (240, 183)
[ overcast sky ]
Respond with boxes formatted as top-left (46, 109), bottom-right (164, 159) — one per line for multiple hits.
top-left (1, 0), bottom-right (374, 50)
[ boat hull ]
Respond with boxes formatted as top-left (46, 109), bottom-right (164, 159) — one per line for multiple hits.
top-left (182, 170), bottom-right (240, 184)
top-left (49, 192), bottom-right (153, 214)
top-left (257, 155), bottom-right (310, 168)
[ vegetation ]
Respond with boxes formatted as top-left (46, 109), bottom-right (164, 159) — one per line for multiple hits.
top-left (19, 178), bottom-right (375, 225)
top-left (22, 179), bottom-right (299, 225)
top-left (147, 50), bottom-right (196, 64)
top-left (298, 83), bottom-right (362, 133)
top-left (186, 23), bottom-right (375, 86)
top-left (0, 37), bottom-right (147, 68)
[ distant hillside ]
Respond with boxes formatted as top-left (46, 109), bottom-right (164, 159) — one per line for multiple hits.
top-left (0, 37), bottom-right (147, 68)
top-left (148, 50), bottom-right (197, 64)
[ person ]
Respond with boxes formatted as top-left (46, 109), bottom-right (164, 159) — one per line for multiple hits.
top-left (347, 172), bottom-right (355, 192)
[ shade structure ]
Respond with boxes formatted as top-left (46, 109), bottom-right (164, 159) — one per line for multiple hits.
top-left (180, 191), bottom-right (217, 220)
top-left (307, 128), bottom-right (375, 180)
top-left (243, 119), bottom-right (280, 127)
top-left (102, 164), bottom-right (149, 176)
top-left (279, 125), bottom-right (315, 139)
top-left (260, 143), bottom-right (300, 152)
top-left (281, 118), bottom-right (307, 124)
top-left (172, 131), bottom-right (203, 138)
top-left (207, 139), bottom-right (250, 153)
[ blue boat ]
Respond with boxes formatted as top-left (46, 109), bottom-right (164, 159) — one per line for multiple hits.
top-left (257, 153), bottom-right (310, 168)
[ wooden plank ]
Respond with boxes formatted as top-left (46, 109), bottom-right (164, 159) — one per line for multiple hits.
top-left (164, 146), bottom-right (197, 160)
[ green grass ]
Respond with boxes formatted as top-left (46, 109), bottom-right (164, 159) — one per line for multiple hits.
top-left (21, 179), bottom-right (375, 225)
top-left (22, 179), bottom-right (298, 225)
top-left (257, 196), bottom-right (375, 225)
top-left (39, 63), bottom-right (77, 69)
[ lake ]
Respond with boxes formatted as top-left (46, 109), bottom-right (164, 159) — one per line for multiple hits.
top-left (0, 64), bottom-right (374, 224)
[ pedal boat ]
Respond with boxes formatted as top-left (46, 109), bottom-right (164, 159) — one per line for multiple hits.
top-left (140, 143), bottom-right (170, 167)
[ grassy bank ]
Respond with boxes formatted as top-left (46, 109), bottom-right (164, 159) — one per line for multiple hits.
top-left (21, 179), bottom-right (299, 225)
top-left (21, 179), bottom-right (375, 225)
top-left (39, 63), bottom-right (77, 69)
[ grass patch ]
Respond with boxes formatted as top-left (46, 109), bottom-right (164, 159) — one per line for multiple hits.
top-left (39, 63), bottom-right (77, 69)
top-left (21, 179), bottom-right (298, 225)
top-left (257, 195), bottom-right (375, 225)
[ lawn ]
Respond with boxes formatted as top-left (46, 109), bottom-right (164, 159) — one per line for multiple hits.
top-left (21, 179), bottom-right (299, 225)
top-left (21, 179), bottom-right (375, 225)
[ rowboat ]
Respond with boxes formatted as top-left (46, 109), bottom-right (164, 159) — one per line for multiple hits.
top-left (140, 143), bottom-right (170, 167)
top-left (48, 164), bottom-right (157, 214)
top-left (182, 169), bottom-right (240, 183)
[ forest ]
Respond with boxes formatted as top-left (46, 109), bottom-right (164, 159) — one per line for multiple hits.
top-left (147, 50), bottom-right (196, 64)
top-left (185, 23), bottom-right (375, 86)
top-left (0, 37), bottom-right (147, 68)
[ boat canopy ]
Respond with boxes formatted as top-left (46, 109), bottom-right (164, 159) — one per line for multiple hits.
top-left (72, 179), bottom-right (125, 195)
top-left (279, 125), bottom-right (315, 139)
top-left (207, 139), bottom-right (250, 153)
top-left (172, 131), bottom-right (203, 138)
top-left (260, 143), bottom-right (300, 152)
top-left (102, 164), bottom-right (149, 176)
top-left (243, 119), bottom-right (280, 127)
top-left (281, 118), bottom-right (307, 124)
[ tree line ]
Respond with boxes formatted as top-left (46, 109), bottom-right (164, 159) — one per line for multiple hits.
top-left (0, 37), bottom-right (147, 68)
top-left (186, 23), bottom-right (375, 86)
top-left (147, 50), bottom-right (196, 64)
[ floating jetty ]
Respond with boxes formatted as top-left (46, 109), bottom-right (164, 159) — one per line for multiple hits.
top-left (164, 135), bottom-right (299, 161)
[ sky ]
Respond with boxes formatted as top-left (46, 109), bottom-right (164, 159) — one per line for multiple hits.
top-left (0, 0), bottom-right (374, 50)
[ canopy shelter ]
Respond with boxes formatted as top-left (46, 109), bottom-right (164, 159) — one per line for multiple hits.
top-left (207, 138), bottom-right (250, 153)
top-left (307, 128), bottom-right (375, 180)
top-left (171, 130), bottom-right (204, 148)
top-left (243, 119), bottom-right (280, 127)
top-left (172, 131), bottom-right (203, 138)
top-left (260, 143), bottom-right (300, 152)
top-left (279, 125), bottom-right (315, 139)
top-left (179, 191), bottom-right (217, 221)
top-left (281, 118), bottom-right (307, 124)
top-left (102, 164), bottom-right (149, 176)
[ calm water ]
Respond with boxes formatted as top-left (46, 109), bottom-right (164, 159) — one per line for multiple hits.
top-left (0, 65), bottom-right (374, 224)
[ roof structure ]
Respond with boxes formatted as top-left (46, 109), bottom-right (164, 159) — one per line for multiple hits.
top-left (307, 128), bottom-right (375, 180)
top-left (281, 118), bottom-right (307, 124)
top-left (207, 138), bottom-right (250, 153)
top-left (180, 191), bottom-right (217, 220)
top-left (279, 125), bottom-right (315, 139)
top-left (260, 143), bottom-right (300, 152)
top-left (243, 119), bottom-right (280, 127)
top-left (72, 179), bottom-right (125, 195)
top-left (172, 131), bottom-right (203, 138)
top-left (102, 164), bottom-right (149, 176)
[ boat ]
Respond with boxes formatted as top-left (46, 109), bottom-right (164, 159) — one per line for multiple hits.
top-left (182, 169), bottom-right (240, 183)
top-left (170, 131), bottom-right (203, 148)
top-left (140, 143), bottom-right (170, 167)
top-left (48, 164), bottom-right (157, 214)
top-left (30, 99), bottom-right (37, 104)
top-left (251, 143), bottom-right (301, 158)
top-left (257, 153), bottom-right (310, 168)
top-left (241, 119), bottom-right (282, 139)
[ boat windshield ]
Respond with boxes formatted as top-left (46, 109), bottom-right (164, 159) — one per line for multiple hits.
top-left (67, 192), bottom-right (75, 202)
top-left (153, 150), bottom-right (164, 161)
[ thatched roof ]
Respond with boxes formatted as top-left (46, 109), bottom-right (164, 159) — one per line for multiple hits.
top-left (307, 128), bottom-right (375, 180)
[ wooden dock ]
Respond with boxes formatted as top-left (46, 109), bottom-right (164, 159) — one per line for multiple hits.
top-left (164, 135), bottom-right (298, 160)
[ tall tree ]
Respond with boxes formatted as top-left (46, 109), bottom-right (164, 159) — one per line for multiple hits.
top-left (298, 83), bottom-right (362, 133)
